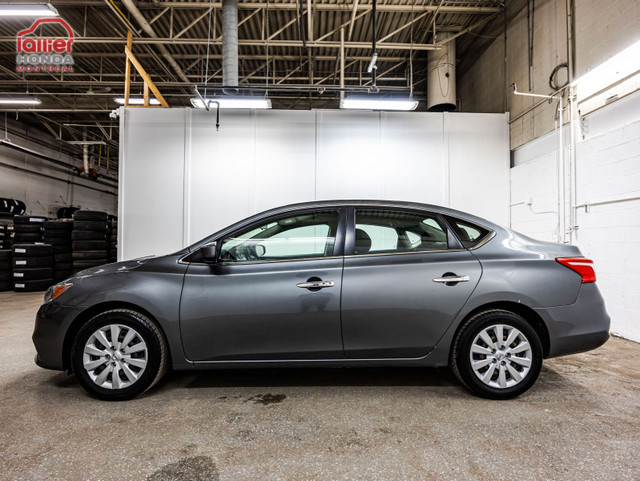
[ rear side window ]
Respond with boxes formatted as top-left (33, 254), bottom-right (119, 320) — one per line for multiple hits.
top-left (444, 216), bottom-right (492, 248)
top-left (354, 209), bottom-right (448, 255)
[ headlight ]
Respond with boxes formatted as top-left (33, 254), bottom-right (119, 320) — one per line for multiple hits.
top-left (44, 282), bottom-right (73, 303)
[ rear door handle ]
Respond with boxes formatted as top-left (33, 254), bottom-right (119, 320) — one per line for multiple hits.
top-left (433, 275), bottom-right (470, 283)
top-left (297, 280), bottom-right (335, 289)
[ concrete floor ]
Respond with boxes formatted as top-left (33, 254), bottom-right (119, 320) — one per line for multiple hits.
top-left (1, 292), bottom-right (639, 481)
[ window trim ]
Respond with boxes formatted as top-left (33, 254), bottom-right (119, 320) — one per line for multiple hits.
top-left (188, 207), bottom-right (347, 266)
top-left (345, 207), bottom-right (463, 257)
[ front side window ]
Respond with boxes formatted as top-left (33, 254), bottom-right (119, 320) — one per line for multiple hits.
top-left (219, 210), bottom-right (340, 263)
top-left (354, 209), bottom-right (448, 255)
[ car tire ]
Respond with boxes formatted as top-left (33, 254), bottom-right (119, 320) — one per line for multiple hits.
top-left (71, 309), bottom-right (168, 401)
top-left (451, 309), bottom-right (543, 400)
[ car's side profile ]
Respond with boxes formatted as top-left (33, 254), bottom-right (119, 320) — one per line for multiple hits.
top-left (33, 200), bottom-right (610, 401)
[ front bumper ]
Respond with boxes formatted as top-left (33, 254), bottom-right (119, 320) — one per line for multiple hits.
top-left (33, 302), bottom-right (84, 371)
top-left (536, 282), bottom-right (610, 358)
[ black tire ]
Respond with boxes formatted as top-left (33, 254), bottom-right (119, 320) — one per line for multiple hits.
top-left (13, 278), bottom-right (54, 292)
top-left (13, 244), bottom-right (53, 257)
top-left (0, 281), bottom-right (11, 291)
top-left (44, 220), bottom-right (74, 230)
top-left (54, 262), bottom-right (73, 271)
top-left (72, 250), bottom-right (108, 260)
top-left (13, 215), bottom-right (46, 225)
top-left (73, 210), bottom-right (108, 222)
top-left (71, 309), bottom-right (168, 401)
top-left (450, 309), bottom-right (543, 400)
top-left (13, 224), bottom-right (44, 233)
top-left (73, 221), bottom-right (108, 232)
top-left (0, 261), bottom-right (10, 271)
top-left (43, 237), bottom-right (72, 246)
top-left (54, 253), bottom-right (73, 263)
top-left (13, 256), bottom-right (54, 268)
top-left (71, 230), bottom-right (106, 241)
top-left (13, 267), bottom-right (54, 280)
top-left (72, 240), bottom-right (107, 251)
top-left (14, 233), bottom-right (44, 242)
top-left (0, 249), bottom-right (10, 260)
top-left (53, 245), bottom-right (72, 254)
top-left (73, 260), bottom-right (107, 269)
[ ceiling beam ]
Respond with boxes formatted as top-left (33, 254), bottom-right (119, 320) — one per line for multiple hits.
top-left (50, 1), bottom-right (502, 14)
top-left (0, 37), bottom-right (441, 50)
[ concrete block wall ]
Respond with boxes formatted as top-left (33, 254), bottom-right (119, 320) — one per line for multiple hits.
top-left (511, 91), bottom-right (640, 341)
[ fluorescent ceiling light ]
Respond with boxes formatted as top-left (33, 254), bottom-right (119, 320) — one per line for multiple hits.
top-left (0, 97), bottom-right (41, 105)
top-left (573, 38), bottom-right (640, 102)
top-left (340, 98), bottom-right (419, 111)
top-left (190, 97), bottom-right (272, 109)
top-left (114, 97), bottom-right (161, 105)
top-left (0, 4), bottom-right (59, 16)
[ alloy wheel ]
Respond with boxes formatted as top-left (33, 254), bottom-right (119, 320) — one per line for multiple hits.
top-left (82, 324), bottom-right (148, 390)
top-left (469, 324), bottom-right (533, 389)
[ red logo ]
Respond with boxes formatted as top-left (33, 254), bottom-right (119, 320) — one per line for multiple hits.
top-left (16, 18), bottom-right (75, 73)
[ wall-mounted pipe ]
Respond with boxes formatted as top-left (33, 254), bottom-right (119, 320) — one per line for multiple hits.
top-left (0, 161), bottom-right (117, 197)
top-left (0, 139), bottom-right (118, 185)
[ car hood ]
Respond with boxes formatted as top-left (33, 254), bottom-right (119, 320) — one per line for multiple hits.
top-left (71, 256), bottom-right (155, 280)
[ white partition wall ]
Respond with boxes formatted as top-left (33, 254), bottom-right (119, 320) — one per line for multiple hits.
top-left (119, 108), bottom-right (509, 260)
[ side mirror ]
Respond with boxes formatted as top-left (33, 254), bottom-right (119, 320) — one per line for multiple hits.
top-left (201, 242), bottom-right (218, 264)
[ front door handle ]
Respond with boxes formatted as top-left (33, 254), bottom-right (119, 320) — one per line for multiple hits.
top-left (297, 280), bottom-right (335, 289)
top-left (433, 275), bottom-right (470, 284)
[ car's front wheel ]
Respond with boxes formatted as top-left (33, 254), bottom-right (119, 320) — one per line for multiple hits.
top-left (71, 309), bottom-right (168, 401)
top-left (451, 309), bottom-right (543, 399)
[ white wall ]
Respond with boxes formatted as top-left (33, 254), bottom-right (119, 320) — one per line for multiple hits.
top-left (0, 121), bottom-right (117, 218)
top-left (119, 108), bottom-right (509, 260)
top-left (511, 90), bottom-right (640, 342)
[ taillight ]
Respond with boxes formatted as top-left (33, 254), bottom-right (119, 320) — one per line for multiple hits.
top-left (556, 257), bottom-right (596, 283)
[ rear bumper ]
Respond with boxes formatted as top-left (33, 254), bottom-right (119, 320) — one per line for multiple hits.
top-left (33, 302), bottom-right (83, 371)
top-left (536, 283), bottom-right (610, 358)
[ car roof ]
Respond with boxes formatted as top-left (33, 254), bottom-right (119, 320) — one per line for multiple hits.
top-left (260, 199), bottom-right (500, 230)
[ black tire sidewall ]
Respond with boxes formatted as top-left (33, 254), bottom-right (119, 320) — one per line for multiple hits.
top-left (455, 311), bottom-right (543, 400)
top-left (71, 311), bottom-right (163, 401)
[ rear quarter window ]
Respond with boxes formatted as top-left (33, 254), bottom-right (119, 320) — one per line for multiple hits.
top-left (444, 216), bottom-right (492, 249)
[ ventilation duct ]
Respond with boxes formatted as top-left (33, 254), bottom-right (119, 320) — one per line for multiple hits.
top-left (222, 0), bottom-right (239, 93)
top-left (427, 32), bottom-right (456, 112)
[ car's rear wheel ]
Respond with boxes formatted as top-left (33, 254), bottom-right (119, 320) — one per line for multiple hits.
top-left (451, 309), bottom-right (543, 399)
top-left (71, 309), bottom-right (168, 401)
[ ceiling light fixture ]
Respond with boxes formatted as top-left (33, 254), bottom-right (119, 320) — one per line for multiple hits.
top-left (0, 97), bottom-right (41, 105)
top-left (0, 3), bottom-right (59, 16)
top-left (190, 97), bottom-right (272, 109)
top-left (114, 98), bottom-right (161, 106)
top-left (340, 98), bottom-right (419, 111)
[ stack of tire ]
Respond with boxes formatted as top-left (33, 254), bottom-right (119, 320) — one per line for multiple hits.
top-left (12, 244), bottom-right (54, 292)
top-left (107, 218), bottom-right (118, 263)
top-left (0, 223), bottom-right (10, 249)
top-left (13, 215), bottom-right (46, 243)
top-left (44, 220), bottom-right (74, 281)
top-left (0, 249), bottom-right (11, 291)
top-left (72, 210), bottom-right (108, 273)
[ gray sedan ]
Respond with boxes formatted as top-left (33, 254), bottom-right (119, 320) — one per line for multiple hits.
top-left (33, 200), bottom-right (610, 400)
